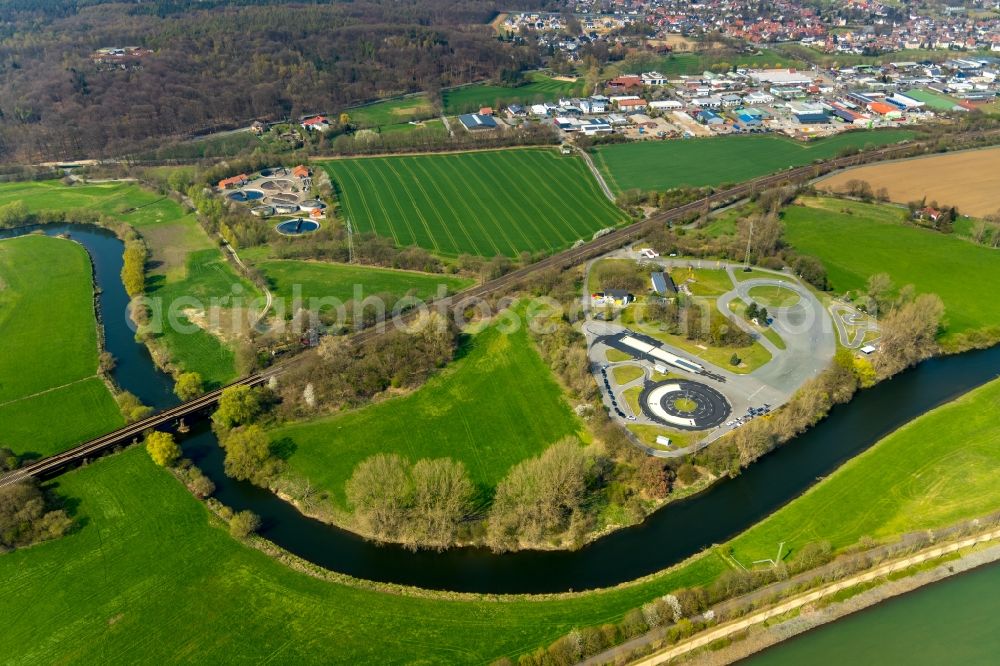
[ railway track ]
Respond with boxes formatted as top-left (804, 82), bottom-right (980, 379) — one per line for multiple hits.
top-left (3, 129), bottom-right (998, 487)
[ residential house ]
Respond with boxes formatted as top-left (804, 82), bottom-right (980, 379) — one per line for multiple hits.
top-left (301, 116), bottom-right (330, 131)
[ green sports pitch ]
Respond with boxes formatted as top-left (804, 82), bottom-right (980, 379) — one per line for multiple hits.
top-left (591, 130), bottom-right (917, 194)
top-left (321, 148), bottom-right (628, 257)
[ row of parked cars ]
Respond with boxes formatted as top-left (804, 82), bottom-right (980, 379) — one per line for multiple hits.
top-left (600, 364), bottom-right (637, 421)
top-left (727, 403), bottom-right (772, 428)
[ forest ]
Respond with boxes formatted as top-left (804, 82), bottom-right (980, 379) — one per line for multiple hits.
top-left (0, 0), bottom-right (555, 161)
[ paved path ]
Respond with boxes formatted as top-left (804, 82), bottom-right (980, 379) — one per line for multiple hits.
top-left (582, 252), bottom-right (837, 455)
top-left (631, 527), bottom-right (1000, 666)
top-left (830, 301), bottom-right (879, 349)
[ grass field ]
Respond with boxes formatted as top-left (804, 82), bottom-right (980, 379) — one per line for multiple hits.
top-left (272, 319), bottom-right (586, 507)
top-left (782, 197), bottom-right (1000, 340)
top-left (0, 180), bottom-right (187, 227)
top-left (4, 374), bottom-right (1000, 663)
top-left (729, 377), bottom-right (1000, 563)
top-left (346, 94), bottom-right (436, 128)
top-left (748, 284), bottom-right (801, 308)
top-left (322, 148), bottom-right (628, 257)
top-left (257, 260), bottom-right (472, 307)
top-left (901, 88), bottom-right (960, 111)
top-left (0, 447), bottom-right (725, 664)
top-left (591, 131), bottom-right (917, 194)
top-left (0, 236), bottom-right (122, 455)
top-left (146, 248), bottom-right (258, 387)
top-left (615, 48), bottom-right (803, 78)
top-left (612, 364), bottom-right (645, 385)
top-left (818, 147), bottom-right (1000, 217)
top-left (0, 179), bottom-right (245, 391)
top-left (443, 73), bottom-right (585, 115)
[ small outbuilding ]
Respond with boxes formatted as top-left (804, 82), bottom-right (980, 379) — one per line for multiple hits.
top-left (651, 271), bottom-right (677, 295)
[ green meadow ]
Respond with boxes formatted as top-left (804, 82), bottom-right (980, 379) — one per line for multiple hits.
top-left (0, 180), bottom-right (187, 227)
top-left (5, 376), bottom-right (1000, 663)
top-left (591, 130), bottom-right (917, 194)
top-left (782, 197), bottom-right (1000, 340)
top-left (0, 447), bottom-right (724, 664)
top-left (257, 259), bottom-right (472, 306)
top-left (145, 248), bottom-right (258, 388)
top-left (0, 179), bottom-right (245, 386)
top-left (442, 72), bottom-right (585, 115)
top-left (271, 320), bottom-right (585, 506)
top-left (0, 236), bottom-right (123, 456)
top-left (616, 48), bottom-right (803, 77)
top-left (346, 94), bottom-right (437, 128)
top-left (729, 377), bottom-right (1000, 562)
top-left (322, 148), bottom-right (627, 257)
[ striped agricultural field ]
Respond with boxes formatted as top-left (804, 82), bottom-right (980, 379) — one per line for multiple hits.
top-left (321, 148), bottom-right (628, 257)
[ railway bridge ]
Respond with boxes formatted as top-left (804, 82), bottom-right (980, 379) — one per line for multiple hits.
top-left (0, 372), bottom-right (276, 489)
top-left (3, 129), bottom-right (998, 489)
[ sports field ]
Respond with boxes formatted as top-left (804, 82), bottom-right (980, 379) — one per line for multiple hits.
top-left (272, 319), bottom-right (586, 507)
top-left (258, 260), bottom-right (473, 306)
top-left (322, 148), bottom-right (628, 256)
top-left (0, 236), bottom-right (122, 455)
top-left (442, 72), bottom-right (585, 115)
top-left (591, 130), bottom-right (917, 194)
top-left (818, 147), bottom-right (1000, 217)
top-left (782, 197), bottom-right (1000, 340)
top-left (900, 88), bottom-right (960, 111)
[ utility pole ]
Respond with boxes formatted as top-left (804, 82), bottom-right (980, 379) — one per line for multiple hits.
top-left (743, 215), bottom-right (755, 272)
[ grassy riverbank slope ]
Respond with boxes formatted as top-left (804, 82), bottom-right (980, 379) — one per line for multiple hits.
top-left (782, 197), bottom-right (1000, 344)
top-left (727, 376), bottom-right (1000, 564)
top-left (0, 235), bottom-right (122, 456)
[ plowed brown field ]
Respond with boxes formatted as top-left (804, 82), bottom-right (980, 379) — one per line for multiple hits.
top-left (819, 147), bottom-right (1000, 217)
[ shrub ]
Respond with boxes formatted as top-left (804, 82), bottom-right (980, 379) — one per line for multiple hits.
top-left (229, 510), bottom-right (261, 538)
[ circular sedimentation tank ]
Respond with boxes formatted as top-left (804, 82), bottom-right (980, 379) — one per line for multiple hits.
top-left (275, 218), bottom-right (320, 236)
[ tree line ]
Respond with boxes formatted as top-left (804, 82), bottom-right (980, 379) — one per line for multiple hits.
top-left (0, 0), bottom-right (548, 161)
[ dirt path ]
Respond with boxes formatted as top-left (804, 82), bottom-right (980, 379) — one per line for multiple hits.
top-left (629, 527), bottom-right (1000, 666)
top-left (578, 148), bottom-right (615, 202)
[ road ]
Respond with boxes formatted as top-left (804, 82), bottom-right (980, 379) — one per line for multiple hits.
top-left (629, 527), bottom-right (1000, 666)
top-left (583, 254), bottom-right (835, 456)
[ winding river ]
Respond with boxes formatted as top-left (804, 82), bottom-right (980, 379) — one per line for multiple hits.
top-left (7, 223), bottom-right (1000, 595)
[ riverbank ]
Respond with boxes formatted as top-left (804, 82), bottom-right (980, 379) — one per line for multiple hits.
top-left (662, 536), bottom-right (1000, 666)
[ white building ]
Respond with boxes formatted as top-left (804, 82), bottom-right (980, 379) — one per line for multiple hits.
top-left (750, 69), bottom-right (814, 86)
top-left (641, 71), bottom-right (667, 86)
top-left (649, 99), bottom-right (682, 110)
top-left (692, 96), bottom-right (723, 109)
top-left (743, 90), bottom-right (774, 105)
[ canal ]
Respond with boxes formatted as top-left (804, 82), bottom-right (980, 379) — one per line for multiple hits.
top-left (740, 560), bottom-right (1000, 665)
top-left (10, 222), bottom-right (1000, 594)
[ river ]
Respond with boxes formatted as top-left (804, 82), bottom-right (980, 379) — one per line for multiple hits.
top-left (7, 222), bottom-right (1000, 595)
top-left (740, 561), bottom-right (1000, 665)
